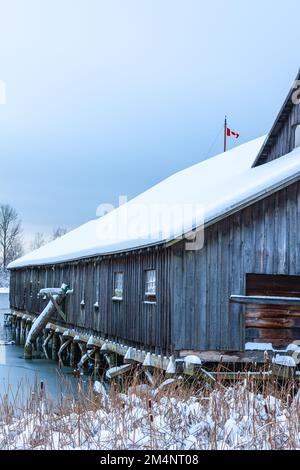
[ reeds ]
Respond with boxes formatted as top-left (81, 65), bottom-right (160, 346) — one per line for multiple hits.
top-left (0, 366), bottom-right (299, 450)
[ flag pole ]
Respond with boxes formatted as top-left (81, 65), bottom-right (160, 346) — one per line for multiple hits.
top-left (224, 115), bottom-right (227, 152)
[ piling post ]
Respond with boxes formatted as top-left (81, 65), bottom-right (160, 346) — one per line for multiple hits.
top-left (94, 350), bottom-right (101, 378)
top-left (11, 315), bottom-right (16, 341)
top-left (42, 331), bottom-right (53, 359)
top-left (20, 317), bottom-right (27, 345)
top-left (15, 318), bottom-right (21, 345)
top-left (51, 332), bottom-right (60, 362)
top-left (58, 337), bottom-right (72, 367)
top-left (70, 341), bottom-right (77, 368)
top-left (25, 319), bottom-right (32, 341)
top-left (78, 341), bottom-right (87, 364)
top-left (24, 283), bottom-right (72, 359)
top-left (36, 333), bottom-right (44, 354)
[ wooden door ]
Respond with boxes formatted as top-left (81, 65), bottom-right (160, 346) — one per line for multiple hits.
top-left (246, 274), bottom-right (300, 347)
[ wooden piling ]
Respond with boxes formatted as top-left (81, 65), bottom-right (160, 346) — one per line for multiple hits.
top-left (70, 341), bottom-right (77, 368)
top-left (51, 332), bottom-right (60, 362)
top-left (11, 315), bottom-right (16, 341)
top-left (15, 318), bottom-right (21, 345)
top-left (94, 351), bottom-right (101, 378)
top-left (20, 317), bottom-right (27, 345)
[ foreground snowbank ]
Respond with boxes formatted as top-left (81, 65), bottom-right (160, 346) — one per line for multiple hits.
top-left (0, 380), bottom-right (300, 450)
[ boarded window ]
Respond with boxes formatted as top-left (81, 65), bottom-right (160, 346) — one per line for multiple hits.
top-left (295, 124), bottom-right (300, 148)
top-left (113, 272), bottom-right (123, 299)
top-left (145, 269), bottom-right (156, 301)
top-left (246, 274), bottom-right (300, 347)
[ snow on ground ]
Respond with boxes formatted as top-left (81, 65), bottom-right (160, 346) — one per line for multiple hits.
top-left (0, 381), bottom-right (300, 450)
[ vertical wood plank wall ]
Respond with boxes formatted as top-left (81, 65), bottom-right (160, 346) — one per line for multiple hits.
top-left (9, 180), bottom-right (300, 354)
top-left (9, 249), bottom-right (172, 355)
top-left (171, 180), bottom-right (300, 352)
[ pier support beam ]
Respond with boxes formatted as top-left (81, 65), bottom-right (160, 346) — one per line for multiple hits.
top-left (20, 317), bottom-right (27, 345)
top-left (11, 315), bottom-right (16, 341)
top-left (15, 318), bottom-right (21, 345)
top-left (94, 351), bottom-right (101, 378)
top-left (70, 341), bottom-right (78, 368)
top-left (58, 338), bottom-right (72, 367)
top-left (24, 283), bottom-right (72, 359)
top-left (78, 346), bottom-right (97, 368)
top-left (42, 331), bottom-right (53, 359)
top-left (25, 319), bottom-right (32, 342)
top-left (77, 341), bottom-right (87, 365)
top-left (36, 332), bottom-right (44, 354)
top-left (51, 332), bottom-right (60, 362)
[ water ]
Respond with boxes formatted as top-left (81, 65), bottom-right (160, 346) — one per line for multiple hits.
top-left (0, 293), bottom-right (82, 402)
top-left (0, 292), bottom-right (9, 310)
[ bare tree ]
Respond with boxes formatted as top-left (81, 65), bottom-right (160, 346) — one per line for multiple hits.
top-left (30, 232), bottom-right (46, 251)
top-left (0, 204), bottom-right (23, 267)
top-left (52, 227), bottom-right (67, 240)
top-left (7, 237), bottom-right (23, 262)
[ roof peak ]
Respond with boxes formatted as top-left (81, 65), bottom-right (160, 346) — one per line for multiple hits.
top-left (252, 68), bottom-right (300, 167)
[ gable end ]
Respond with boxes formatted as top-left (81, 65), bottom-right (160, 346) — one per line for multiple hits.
top-left (252, 69), bottom-right (300, 167)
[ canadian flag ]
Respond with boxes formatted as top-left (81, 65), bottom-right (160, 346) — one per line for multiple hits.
top-left (226, 127), bottom-right (239, 139)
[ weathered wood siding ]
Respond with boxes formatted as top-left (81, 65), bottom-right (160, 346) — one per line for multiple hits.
top-left (10, 179), bottom-right (300, 354)
top-left (171, 180), bottom-right (300, 352)
top-left (245, 273), bottom-right (300, 347)
top-left (255, 102), bottom-right (300, 166)
top-left (10, 248), bottom-right (172, 354)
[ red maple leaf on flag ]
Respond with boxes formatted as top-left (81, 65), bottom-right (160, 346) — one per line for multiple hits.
top-left (226, 127), bottom-right (240, 139)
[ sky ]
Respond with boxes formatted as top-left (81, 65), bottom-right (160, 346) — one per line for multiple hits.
top-left (0, 0), bottom-right (299, 249)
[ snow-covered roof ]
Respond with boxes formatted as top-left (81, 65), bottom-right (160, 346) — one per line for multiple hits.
top-left (8, 135), bottom-right (300, 268)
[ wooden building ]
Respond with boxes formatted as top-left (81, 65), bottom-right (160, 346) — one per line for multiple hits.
top-left (8, 70), bottom-right (300, 368)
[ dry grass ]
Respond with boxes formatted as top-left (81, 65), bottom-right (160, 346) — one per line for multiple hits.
top-left (0, 366), bottom-right (299, 450)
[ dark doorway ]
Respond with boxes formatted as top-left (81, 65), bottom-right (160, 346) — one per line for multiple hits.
top-left (246, 274), bottom-right (300, 347)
